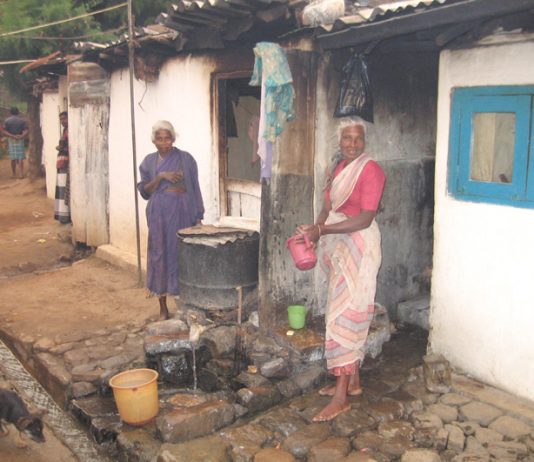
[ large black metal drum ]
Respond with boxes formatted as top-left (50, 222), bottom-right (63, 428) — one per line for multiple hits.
top-left (177, 225), bottom-right (259, 310)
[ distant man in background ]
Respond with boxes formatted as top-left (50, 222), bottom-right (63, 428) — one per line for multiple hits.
top-left (3, 107), bottom-right (28, 179)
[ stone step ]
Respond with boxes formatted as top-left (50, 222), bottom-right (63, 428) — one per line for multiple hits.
top-left (156, 398), bottom-right (236, 443)
top-left (397, 295), bottom-right (430, 331)
top-left (452, 373), bottom-right (534, 427)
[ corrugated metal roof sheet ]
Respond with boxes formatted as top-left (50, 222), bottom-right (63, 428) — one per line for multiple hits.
top-left (27, 0), bottom-right (534, 76)
top-left (318, 0), bottom-right (450, 32)
top-left (317, 0), bottom-right (534, 50)
top-left (156, 0), bottom-right (292, 32)
top-left (74, 24), bottom-right (179, 53)
top-left (78, 0), bottom-right (445, 54)
top-left (75, 0), bottom-right (298, 54)
top-left (72, 0), bottom-right (461, 57)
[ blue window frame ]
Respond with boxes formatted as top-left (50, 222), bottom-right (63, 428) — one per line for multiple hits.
top-left (448, 86), bottom-right (534, 208)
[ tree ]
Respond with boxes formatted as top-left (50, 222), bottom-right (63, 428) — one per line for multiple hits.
top-left (0, 0), bottom-right (170, 178)
top-left (0, 0), bottom-right (110, 177)
top-left (77, 0), bottom-right (170, 29)
top-left (0, 0), bottom-right (170, 97)
top-left (0, 0), bottom-right (108, 96)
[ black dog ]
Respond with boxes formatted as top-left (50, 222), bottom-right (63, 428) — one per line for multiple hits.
top-left (0, 388), bottom-right (45, 447)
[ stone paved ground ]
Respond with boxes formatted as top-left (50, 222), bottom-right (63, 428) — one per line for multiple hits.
top-left (145, 330), bottom-right (534, 462)
top-left (114, 325), bottom-right (534, 462)
top-left (4, 319), bottom-right (533, 462)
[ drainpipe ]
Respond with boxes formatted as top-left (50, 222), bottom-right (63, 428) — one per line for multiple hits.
top-left (127, 0), bottom-right (143, 285)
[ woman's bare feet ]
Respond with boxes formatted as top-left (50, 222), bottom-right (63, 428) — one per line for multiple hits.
top-left (159, 310), bottom-right (169, 320)
top-left (158, 296), bottom-right (170, 320)
top-left (318, 384), bottom-right (362, 396)
top-left (319, 367), bottom-right (362, 397)
top-left (312, 397), bottom-right (350, 422)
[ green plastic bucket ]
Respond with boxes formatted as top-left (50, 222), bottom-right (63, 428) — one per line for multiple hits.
top-left (287, 305), bottom-right (306, 329)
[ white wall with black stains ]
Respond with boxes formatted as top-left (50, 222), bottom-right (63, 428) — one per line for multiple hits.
top-left (106, 55), bottom-right (219, 259)
top-left (431, 34), bottom-right (534, 402)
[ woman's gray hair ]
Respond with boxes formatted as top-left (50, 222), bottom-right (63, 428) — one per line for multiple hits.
top-left (336, 116), bottom-right (367, 141)
top-left (151, 120), bottom-right (177, 142)
top-left (326, 116), bottom-right (368, 185)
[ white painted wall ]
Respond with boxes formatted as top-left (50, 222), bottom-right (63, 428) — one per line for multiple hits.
top-left (41, 77), bottom-right (68, 198)
top-left (41, 92), bottom-right (61, 198)
top-left (430, 35), bottom-right (534, 401)
top-left (107, 55), bottom-right (219, 258)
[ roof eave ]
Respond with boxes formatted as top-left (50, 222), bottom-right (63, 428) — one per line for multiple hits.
top-left (317, 0), bottom-right (534, 49)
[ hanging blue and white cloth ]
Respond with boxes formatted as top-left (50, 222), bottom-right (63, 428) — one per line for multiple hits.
top-left (249, 42), bottom-right (295, 178)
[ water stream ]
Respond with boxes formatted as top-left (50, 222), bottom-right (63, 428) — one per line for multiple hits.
top-left (189, 322), bottom-right (207, 393)
top-left (0, 339), bottom-right (110, 462)
top-left (191, 342), bottom-right (198, 391)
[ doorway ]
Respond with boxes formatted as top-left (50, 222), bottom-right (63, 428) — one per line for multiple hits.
top-left (215, 73), bottom-right (261, 219)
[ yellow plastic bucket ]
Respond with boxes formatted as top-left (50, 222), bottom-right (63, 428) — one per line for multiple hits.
top-left (287, 305), bottom-right (306, 329)
top-left (109, 368), bottom-right (159, 426)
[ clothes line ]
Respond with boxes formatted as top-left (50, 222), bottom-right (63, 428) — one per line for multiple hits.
top-left (0, 2), bottom-right (127, 38)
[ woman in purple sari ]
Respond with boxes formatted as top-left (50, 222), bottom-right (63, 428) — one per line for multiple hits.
top-left (137, 121), bottom-right (204, 319)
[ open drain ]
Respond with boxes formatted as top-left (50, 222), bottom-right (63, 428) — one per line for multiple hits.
top-left (0, 339), bottom-right (110, 462)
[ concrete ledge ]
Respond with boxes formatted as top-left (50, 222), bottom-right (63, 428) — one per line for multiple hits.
top-left (452, 373), bottom-right (534, 427)
top-left (95, 244), bottom-right (146, 278)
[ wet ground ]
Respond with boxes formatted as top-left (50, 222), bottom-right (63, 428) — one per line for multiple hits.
top-left (1, 156), bottom-right (533, 461)
top-left (3, 313), bottom-right (534, 462)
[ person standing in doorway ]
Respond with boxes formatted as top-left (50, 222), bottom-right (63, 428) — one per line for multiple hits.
top-left (3, 107), bottom-right (28, 179)
top-left (137, 121), bottom-right (204, 320)
top-left (296, 116), bottom-right (386, 422)
top-left (54, 111), bottom-right (71, 224)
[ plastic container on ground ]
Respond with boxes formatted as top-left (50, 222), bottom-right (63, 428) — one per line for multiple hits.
top-left (109, 368), bottom-right (159, 426)
top-left (288, 305), bottom-right (307, 329)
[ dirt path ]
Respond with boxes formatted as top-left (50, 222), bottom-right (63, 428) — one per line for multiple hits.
top-left (0, 157), bottom-right (159, 334)
top-left (0, 160), bottom-right (73, 278)
top-left (0, 157), bottom-right (159, 460)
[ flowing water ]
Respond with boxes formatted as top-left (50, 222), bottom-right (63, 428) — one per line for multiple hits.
top-left (189, 322), bottom-right (210, 392)
top-left (191, 342), bottom-right (198, 391)
top-left (0, 339), bottom-right (110, 462)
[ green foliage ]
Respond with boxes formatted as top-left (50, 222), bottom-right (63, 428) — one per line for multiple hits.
top-left (0, 0), bottom-right (108, 98)
top-left (0, 0), bottom-right (170, 99)
top-left (77, 0), bottom-right (170, 29)
top-left (133, 0), bottom-right (170, 24)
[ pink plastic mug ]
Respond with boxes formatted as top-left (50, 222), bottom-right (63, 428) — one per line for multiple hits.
top-left (286, 234), bottom-right (317, 271)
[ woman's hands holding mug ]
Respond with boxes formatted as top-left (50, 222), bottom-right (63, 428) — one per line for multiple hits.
top-left (296, 224), bottom-right (322, 244)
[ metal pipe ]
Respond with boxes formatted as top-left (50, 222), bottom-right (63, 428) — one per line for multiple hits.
top-left (234, 286), bottom-right (243, 375)
top-left (127, 0), bottom-right (143, 285)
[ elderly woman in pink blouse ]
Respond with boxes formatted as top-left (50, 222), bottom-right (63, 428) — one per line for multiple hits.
top-left (297, 116), bottom-right (386, 422)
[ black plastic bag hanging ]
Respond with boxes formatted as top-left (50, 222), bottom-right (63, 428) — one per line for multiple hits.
top-left (334, 53), bottom-right (373, 122)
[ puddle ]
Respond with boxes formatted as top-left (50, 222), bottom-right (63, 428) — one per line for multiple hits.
top-left (0, 338), bottom-right (111, 462)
